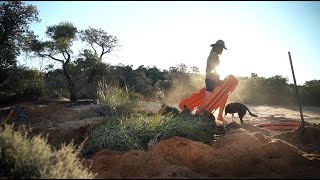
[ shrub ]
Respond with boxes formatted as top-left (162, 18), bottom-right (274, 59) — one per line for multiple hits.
top-left (96, 83), bottom-right (142, 117)
top-left (0, 124), bottom-right (94, 179)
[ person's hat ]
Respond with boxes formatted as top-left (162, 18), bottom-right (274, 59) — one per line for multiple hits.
top-left (211, 40), bottom-right (227, 50)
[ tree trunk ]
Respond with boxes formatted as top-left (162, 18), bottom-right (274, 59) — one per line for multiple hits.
top-left (63, 63), bottom-right (77, 101)
top-left (0, 77), bottom-right (10, 87)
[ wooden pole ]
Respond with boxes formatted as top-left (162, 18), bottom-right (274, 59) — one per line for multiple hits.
top-left (288, 51), bottom-right (305, 134)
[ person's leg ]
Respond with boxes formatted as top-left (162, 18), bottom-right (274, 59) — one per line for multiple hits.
top-left (205, 79), bottom-right (218, 99)
top-left (217, 97), bottom-right (227, 125)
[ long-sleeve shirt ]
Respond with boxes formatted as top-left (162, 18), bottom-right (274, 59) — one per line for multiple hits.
top-left (205, 49), bottom-right (220, 81)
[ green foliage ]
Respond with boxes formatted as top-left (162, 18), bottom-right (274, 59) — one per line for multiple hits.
top-left (126, 69), bottom-right (153, 98)
top-left (72, 50), bottom-right (110, 99)
top-left (28, 22), bottom-right (119, 101)
top-left (0, 67), bottom-right (48, 101)
top-left (46, 21), bottom-right (78, 51)
top-left (163, 63), bottom-right (204, 103)
top-left (229, 74), bottom-right (295, 105)
top-left (99, 63), bottom-right (205, 103)
top-left (27, 21), bottom-right (80, 101)
top-left (99, 65), bottom-right (148, 100)
top-left (137, 65), bottom-right (167, 86)
top-left (45, 68), bottom-right (69, 97)
top-left (17, 68), bottom-right (47, 97)
top-left (81, 113), bottom-right (216, 156)
top-left (96, 83), bottom-right (142, 117)
top-left (0, 124), bottom-right (94, 179)
top-left (79, 27), bottom-right (119, 59)
top-left (300, 80), bottom-right (320, 106)
top-left (0, 1), bottom-right (40, 83)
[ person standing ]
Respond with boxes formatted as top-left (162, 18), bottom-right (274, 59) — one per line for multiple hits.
top-left (204, 39), bottom-right (227, 122)
top-left (205, 39), bottom-right (227, 97)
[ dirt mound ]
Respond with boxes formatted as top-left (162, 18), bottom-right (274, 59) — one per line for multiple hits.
top-left (274, 126), bottom-right (320, 154)
top-left (3, 103), bottom-right (79, 126)
top-left (29, 125), bottom-right (90, 149)
top-left (88, 128), bottom-right (320, 179)
top-left (3, 102), bottom-right (103, 150)
top-left (25, 103), bottom-right (79, 124)
top-left (29, 116), bottom-right (103, 149)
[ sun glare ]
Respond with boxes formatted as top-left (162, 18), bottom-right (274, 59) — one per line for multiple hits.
top-left (119, 12), bottom-right (293, 83)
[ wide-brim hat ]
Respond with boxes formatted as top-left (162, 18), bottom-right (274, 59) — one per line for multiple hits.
top-left (210, 40), bottom-right (227, 50)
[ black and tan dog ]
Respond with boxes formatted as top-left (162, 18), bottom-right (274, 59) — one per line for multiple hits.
top-left (224, 102), bottom-right (258, 124)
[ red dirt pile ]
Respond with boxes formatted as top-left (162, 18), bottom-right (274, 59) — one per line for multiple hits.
top-left (88, 128), bottom-right (320, 179)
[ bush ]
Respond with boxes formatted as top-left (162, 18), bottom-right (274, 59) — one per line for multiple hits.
top-left (81, 113), bottom-right (217, 157)
top-left (96, 84), bottom-right (142, 117)
top-left (0, 124), bottom-right (94, 179)
top-left (0, 67), bottom-right (48, 100)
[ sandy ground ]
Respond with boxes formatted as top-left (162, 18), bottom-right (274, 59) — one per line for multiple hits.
top-left (1, 100), bottom-right (320, 179)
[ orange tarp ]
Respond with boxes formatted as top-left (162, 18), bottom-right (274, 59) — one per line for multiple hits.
top-left (179, 75), bottom-right (238, 117)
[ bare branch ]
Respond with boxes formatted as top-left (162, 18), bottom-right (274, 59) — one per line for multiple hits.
top-left (65, 51), bottom-right (71, 63)
top-left (90, 43), bottom-right (97, 55)
top-left (45, 54), bottom-right (64, 63)
top-left (62, 52), bottom-right (67, 60)
top-left (100, 46), bottom-right (105, 60)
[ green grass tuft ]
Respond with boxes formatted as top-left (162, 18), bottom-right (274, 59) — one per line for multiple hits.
top-left (82, 113), bottom-right (217, 156)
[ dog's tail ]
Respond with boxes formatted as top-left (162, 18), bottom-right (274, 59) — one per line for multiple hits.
top-left (246, 107), bottom-right (258, 117)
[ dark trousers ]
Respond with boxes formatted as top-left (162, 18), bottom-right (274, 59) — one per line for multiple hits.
top-left (205, 78), bottom-right (219, 92)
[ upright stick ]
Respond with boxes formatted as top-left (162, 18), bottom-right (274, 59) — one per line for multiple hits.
top-left (288, 51), bottom-right (305, 133)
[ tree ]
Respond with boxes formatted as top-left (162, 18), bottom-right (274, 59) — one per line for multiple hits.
top-left (168, 63), bottom-right (190, 85)
top-left (28, 22), bottom-right (119, 101)
top-left (72, 49), bottom-right (110, 99)
top-left (29, 21), bottom-right (78, 101)
top-left (0, 1), bottom-right (40, 85)
top-left (300, 80), bottom-right (320, 106)
top-left (79, 27), bottom-right (118, 60)
top-left (190, 66), bottom-right (200, 74)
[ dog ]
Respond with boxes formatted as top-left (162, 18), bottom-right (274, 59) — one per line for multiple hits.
top-left (224, 102), bottom-right (258, 124)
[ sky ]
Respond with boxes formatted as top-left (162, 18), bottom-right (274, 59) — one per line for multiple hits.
top-left (22, 1), bottom-right (320, 85)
